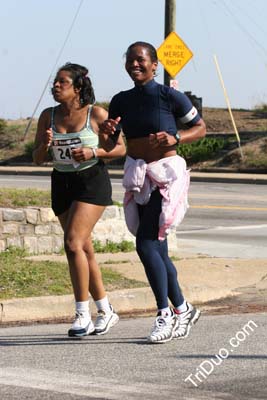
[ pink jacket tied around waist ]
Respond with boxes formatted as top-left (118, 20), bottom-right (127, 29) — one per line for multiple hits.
top-left (123, 155), bottom-right (190, 240)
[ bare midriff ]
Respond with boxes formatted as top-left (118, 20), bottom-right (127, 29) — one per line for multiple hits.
top-left (127, 137), bottom-right (177, 163)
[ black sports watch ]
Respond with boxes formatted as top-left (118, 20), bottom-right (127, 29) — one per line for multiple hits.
top-left (174, 132), bottom-right (180, 144)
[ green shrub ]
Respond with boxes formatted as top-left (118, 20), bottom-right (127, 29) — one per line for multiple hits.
top-left (0, 119), bottom-right (7, 134)
top-left (253, 102), bottom-right (267, 112)
top-left (24, 140), bottom-right (35, 160)
top-left (95, 101), bottom-right (109, 111)
top-left (112, 200), bottom-right (123, 207)
top-left (177, 137), bottom-right (226, 164)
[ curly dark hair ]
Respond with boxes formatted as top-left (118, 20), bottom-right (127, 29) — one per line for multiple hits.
top-left (125, 41), bottom-right (158, 63)
top-left (54, 62), bottom-right (95, 106)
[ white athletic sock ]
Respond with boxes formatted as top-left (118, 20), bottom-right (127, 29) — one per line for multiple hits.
top-left (175, 300), bottom-right (187, 314)
top-left (158, 307), bottom-right (172, 318)
top-left (75, 300), bottom-right (90, 315)
top-left (95, 296), bottom-right (111, 314)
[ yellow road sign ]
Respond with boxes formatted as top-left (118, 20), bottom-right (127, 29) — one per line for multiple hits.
top-left (157, 31), bottom-right (193, 78)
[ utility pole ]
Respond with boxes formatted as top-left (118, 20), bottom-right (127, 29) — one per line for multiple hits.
top-left (164, 0), bottom-right (176, 86)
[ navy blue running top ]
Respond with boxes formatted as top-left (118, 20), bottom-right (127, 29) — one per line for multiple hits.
top-left (108, 79), bottom-right (201, 139)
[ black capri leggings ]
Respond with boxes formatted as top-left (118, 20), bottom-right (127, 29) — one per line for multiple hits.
top-left (135, 189), bottom-right (184, 310)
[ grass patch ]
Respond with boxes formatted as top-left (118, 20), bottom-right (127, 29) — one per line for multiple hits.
top-left (0, 188), bottom-right (122, 208)
top-left (0, 248), bottom-right (72, 299)
top-left (170, 256), bottom-right (181, 262)
top-left (0, 188), bottom-right (51, 207)
top-left (100, 267), bottom-right (147, 291)
top-left (243, 152), bottom-right (267, 168)
top-left (102, 260), bottom-right (129, 264)
top-left (93, 240), bottom-right (135, 253)
top-left (0, 248), bottom-right (145, 299)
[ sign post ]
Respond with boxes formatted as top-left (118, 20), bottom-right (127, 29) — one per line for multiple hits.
top-left (164, 0), bottom-right (176, 86)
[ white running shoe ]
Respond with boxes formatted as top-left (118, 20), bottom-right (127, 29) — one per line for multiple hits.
top-left (172, 302), bottom-right (201, 339)
top-left (94, 305), bottom-right (119, 335)
top-left (68, 311), bottom-right (95, 337)
top-left (147, 312), bottom-right (176, 344)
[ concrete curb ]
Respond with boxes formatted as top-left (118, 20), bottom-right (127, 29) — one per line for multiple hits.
top-left (0, 166), bottom-right (266, 184)
top-left (189, 173), bottom-right (267, 185)
top-left (0, 286), bottom-right (236, 324)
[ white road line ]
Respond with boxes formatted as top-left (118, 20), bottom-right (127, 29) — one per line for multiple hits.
top-left (179, 224), bottom-right (267, 234)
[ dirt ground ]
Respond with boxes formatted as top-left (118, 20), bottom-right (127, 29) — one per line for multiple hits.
top-left (1, 107), bottom-right (267, 169)
top-left (198, 108), bottom-right (267, 170)
top-left (202, 107), bottom-right (267, 133)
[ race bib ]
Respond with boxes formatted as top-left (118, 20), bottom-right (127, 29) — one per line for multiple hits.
top-left (51, 137), bottom-right (81, 164)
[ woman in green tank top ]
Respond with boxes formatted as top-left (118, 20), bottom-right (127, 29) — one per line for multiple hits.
top-left (33, 63), bottom-right (126, 337)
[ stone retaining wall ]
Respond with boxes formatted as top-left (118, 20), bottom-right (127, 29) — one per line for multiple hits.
top-left (0, 206), bottom-right (177, 254)
top-left (0, 206), bottom-right (133, 254)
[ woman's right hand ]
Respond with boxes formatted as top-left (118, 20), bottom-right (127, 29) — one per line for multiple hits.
top-left (99, 117), bottom-right (121, 135)
top-left (43, 128), bottom-right (53, 148)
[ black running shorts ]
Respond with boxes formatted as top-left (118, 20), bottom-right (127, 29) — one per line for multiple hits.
top-left (51, 160), bottom-right (113, 216)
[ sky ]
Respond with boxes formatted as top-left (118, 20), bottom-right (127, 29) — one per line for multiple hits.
top-left (1, 0), bottom-right (267, 120)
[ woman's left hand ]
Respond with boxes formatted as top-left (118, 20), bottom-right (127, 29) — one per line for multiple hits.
top-left (149, 132), bottom-right (177, 148)
top-left (71, 147), bottom-right (94, 162)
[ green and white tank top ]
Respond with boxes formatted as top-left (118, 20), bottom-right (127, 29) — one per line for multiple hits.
top-left (51, 105), bottom-right (99, 172)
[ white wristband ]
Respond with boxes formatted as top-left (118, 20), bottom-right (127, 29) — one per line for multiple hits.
top-left (91, 147), bottom-right (97, 158)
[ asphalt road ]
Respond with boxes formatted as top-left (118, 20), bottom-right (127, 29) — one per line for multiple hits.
top-left (0, 175), bottom-right (266, 399)
top-left (0, 174), bottom-right (266, 215)
top-left (176, 181), bottom-right (267, 259)
top-left (1, 175), bottom-right (266, 258)
top-left (0, 175), bottom-right (51, 191)
top-left (0, 313), bottom-right (266, 400)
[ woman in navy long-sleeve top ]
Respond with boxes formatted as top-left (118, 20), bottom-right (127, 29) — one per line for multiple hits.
top-left (100, 42), bottom-right (206, 344)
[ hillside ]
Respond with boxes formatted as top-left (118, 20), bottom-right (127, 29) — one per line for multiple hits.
top-left (199, 107), bottom-right (267, 170)
top-left (0, 107), bottom-right (266, 170)
top-left (203, 107), bottom-right (266, 133)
